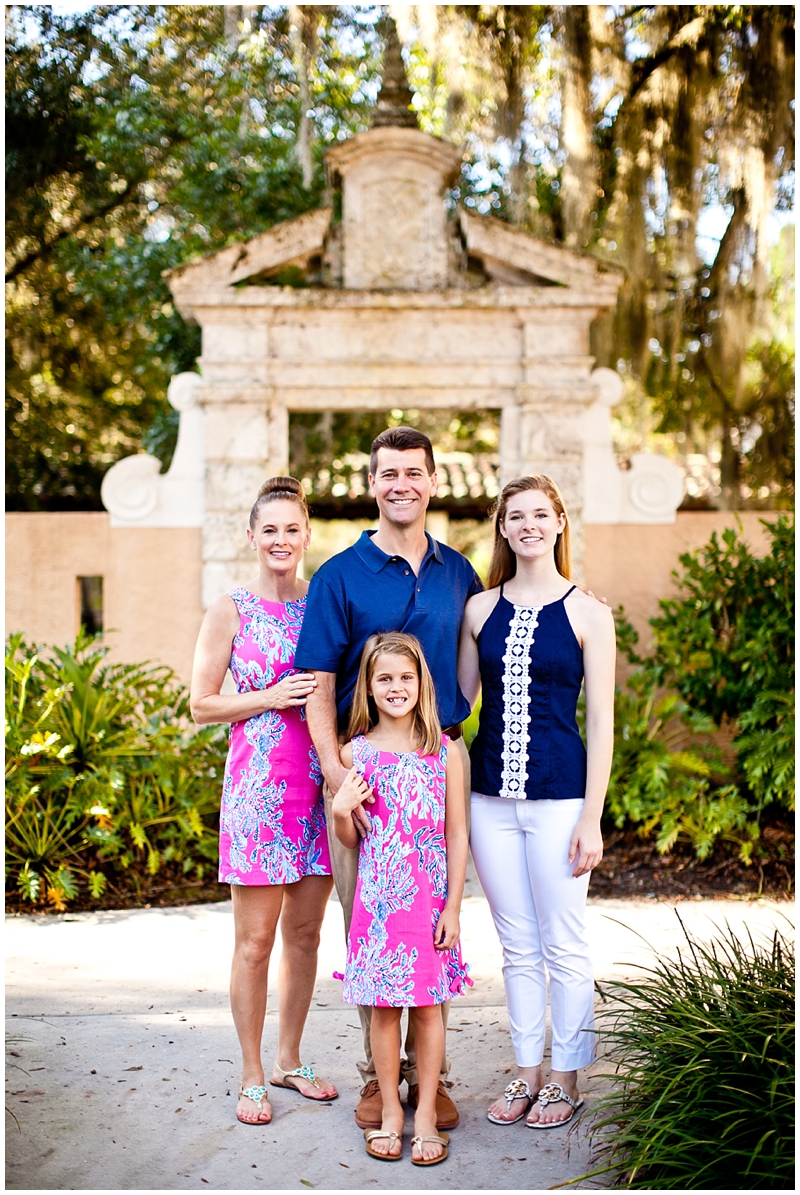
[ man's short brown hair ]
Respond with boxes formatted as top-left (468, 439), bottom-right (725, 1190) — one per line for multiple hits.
top-left (369, 426), bottom-right (435, 476)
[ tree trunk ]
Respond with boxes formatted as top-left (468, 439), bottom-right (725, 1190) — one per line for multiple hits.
top-left (289, 6), bottom-right (317, 190)
top-left (561, 5), bottom-right (597, 247)
top-left (499, 8), bottom-right (527, 225)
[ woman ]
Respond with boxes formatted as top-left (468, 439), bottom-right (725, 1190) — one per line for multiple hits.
top-left (458, 475), bottom-right (615, 1129)
top-left (191, 477), bottom-right (337, 1125)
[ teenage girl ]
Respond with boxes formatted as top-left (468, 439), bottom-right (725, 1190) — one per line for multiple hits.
top-left (458, 475), bottom-right (615, 1130)
top-left (331, 632), bottom-right (470, 1166)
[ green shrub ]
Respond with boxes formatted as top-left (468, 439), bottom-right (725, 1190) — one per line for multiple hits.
top-left (648, 517), bottom-right (794, 733)
top-left (5, 631), bottom-right (227, 909)
top-left (607, 517), bottom-right (794, 860)
top-left (584, 918), bottom-right (795, 1190)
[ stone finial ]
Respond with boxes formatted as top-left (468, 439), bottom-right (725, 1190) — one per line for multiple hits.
top-left (372, 14), bottom-right (418, 128)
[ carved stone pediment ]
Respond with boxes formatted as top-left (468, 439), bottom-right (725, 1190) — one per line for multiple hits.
top-left (458, 211), bottom-right (619, 291)
top-left (166, 207), bottom-right (331, 309)
top-left (166, 121), bottom-right (622, 306)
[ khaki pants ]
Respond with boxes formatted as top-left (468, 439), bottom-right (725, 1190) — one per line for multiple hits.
top-left (325, 736), bottom-right (471, 1086)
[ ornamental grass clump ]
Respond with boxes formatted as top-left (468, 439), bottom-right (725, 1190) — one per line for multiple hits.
top-left (585, 916), bottom-right (795, 1190)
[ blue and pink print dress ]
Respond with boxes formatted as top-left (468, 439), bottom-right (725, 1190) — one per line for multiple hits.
top-left (218, 589), bottom-right (331, 886)
top-left (342, 735), bottom-right (471, 1007)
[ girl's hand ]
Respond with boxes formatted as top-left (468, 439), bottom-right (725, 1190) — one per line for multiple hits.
top-left (331, 767), bottom-right (373, 823)
top-left (568, 816), bottom-right (603, 877)
top-left (433, 906), bottom-right (461, 950)
top-left (265, 671), bottom-right (317, 710)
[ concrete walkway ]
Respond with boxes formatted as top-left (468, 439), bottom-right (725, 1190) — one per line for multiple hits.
top-left (6, 863), bottom-right (793, 1192)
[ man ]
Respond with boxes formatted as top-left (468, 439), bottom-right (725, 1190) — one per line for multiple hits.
top-left (294, 426), bottom-right (482, 1132)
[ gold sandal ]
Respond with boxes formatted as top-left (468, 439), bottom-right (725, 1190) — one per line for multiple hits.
top-left (411, 1131), bottom-right (449, 1165)
top-left (364, 1128), bottom-right (403, 1160)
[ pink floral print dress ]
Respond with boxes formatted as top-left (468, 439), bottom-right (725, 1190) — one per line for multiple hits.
top-left (342, 735), bottom-right (471, 1006)
top-left (218, 589), bottom-right (331, 886)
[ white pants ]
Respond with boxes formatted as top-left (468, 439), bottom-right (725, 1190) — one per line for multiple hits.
top-left (470, 794), bottom-right (595, 1071)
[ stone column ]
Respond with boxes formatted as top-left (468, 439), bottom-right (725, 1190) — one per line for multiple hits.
top-left (197, 316), bottom-right (289, 607)
top-left (500, 312), bottom-right (598, 577)
top-left (515, 387), bottom-right (595, 579)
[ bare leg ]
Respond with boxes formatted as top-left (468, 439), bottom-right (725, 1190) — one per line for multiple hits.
top-left (409, 1005), bottom-right (446, 1162)
top-left (368, 1007), bottom-right (404, 1157)
top-left (270, 873), bottom-right (337, 1099)
top-left (487, 1063), bottom-right (542, 1122)
top-left (527, 1068), bottom-right (580, 1126)
top-left (230, 884), bottom-right (285, 1123)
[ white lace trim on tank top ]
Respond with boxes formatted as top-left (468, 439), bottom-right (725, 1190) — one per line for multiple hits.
top-left (499, 603), bottom-right (541, 800)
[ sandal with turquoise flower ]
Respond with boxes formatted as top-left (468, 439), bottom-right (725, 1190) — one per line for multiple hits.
top-left (236, 1084), bottom-right (272, 1125)
top-left (270, 1062), bottom-right (338, 1101)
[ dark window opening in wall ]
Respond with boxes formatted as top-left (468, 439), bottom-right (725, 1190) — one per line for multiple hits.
top-left (78, 576), bottom-right (103, 636)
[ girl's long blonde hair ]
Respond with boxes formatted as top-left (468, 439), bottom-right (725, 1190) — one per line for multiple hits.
top-left (487, 474), bottom-right (572, 589)
top-left (347, 632), bottom-right (441, 755)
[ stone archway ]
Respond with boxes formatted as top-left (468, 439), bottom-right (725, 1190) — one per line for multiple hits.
top-left (102, 33), bottom-right (683, 606)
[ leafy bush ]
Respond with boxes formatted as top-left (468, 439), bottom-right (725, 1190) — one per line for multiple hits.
top-left (585, 918), bottom-right (795, 1190)
top-left (5, 632), bottom-right (227, 909)
top-left (607, 517), bottom-right (794, 861)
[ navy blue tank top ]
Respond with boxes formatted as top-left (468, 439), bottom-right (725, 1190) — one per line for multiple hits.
top-left (470, 584), bottom-right (587, 801)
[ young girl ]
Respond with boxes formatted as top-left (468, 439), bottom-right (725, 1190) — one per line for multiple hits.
top-left (331, 632), bottom-right (470, 1167)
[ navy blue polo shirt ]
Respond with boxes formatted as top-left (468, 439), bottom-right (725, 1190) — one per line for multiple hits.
top-left (294, 530), bottom-right (483, 729)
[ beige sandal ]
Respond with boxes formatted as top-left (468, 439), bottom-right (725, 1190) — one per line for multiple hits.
top-left (411, 1131), bottom-right (449, 1166)
top-left (269, 1062), bottom-right (338, 1101)
top-left (364, 1128), bottom-right (403, 1160)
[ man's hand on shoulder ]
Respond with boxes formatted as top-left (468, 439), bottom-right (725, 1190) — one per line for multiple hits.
top-left (575, 583), bottom-right (609, 606)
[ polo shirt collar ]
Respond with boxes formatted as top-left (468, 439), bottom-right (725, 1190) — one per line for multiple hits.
top-left (354, 530), bottom-right (443, 572)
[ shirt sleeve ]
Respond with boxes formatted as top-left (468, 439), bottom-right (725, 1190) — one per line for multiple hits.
top-left (294, 574), bottom-right (350, 673)
top-left (468, 566), bottom-right (484, 598)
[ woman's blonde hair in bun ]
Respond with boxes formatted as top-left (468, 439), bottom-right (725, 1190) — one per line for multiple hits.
top-left (249, 476), bottom-right (309, 529)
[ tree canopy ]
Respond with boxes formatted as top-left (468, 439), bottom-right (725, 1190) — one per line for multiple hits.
top-left (5, 4), bottom-right (794, 510)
